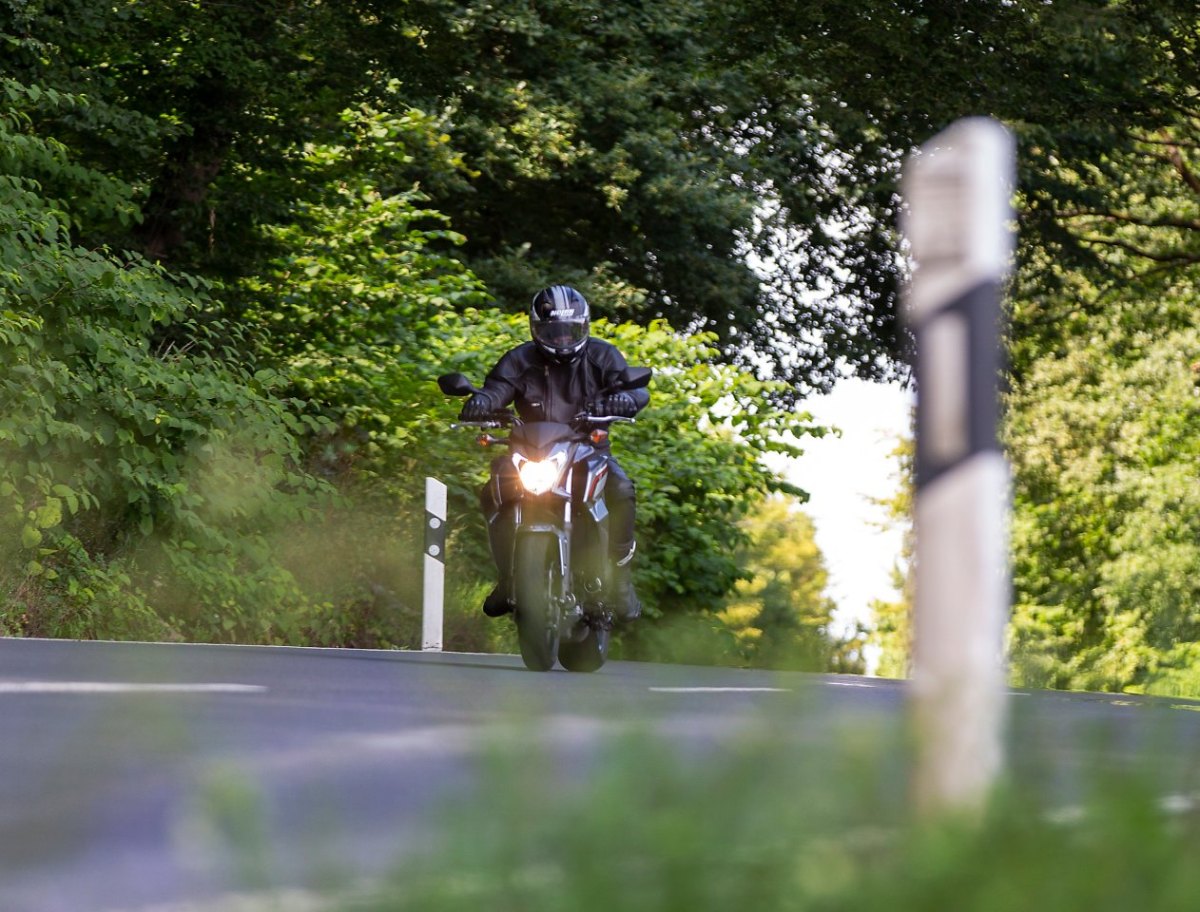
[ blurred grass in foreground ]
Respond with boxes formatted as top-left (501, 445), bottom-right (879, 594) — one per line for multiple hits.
top-left (337, 721), bottom-right (1200, 912)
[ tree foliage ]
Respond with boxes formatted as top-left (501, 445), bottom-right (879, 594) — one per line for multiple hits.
top-left (0, 79), bottom-right (332, 642)
top-left (718, 496), bottom-right (864, 673)
top-left (388, 0), bottom-right (915, 393)
top-left (1007, 280), bottom-right (1200, 696)
top-left (236, 96), bottom-right (492, 482)
top-left (6, 0), bottom-right (1195, 394)
top-left (720, 0), bottom-right (1199, 380)
top-left (992, 7), bottom-right (1200, 696)
top-left (867, 436), bottom-right (914, 681)
top-left (6, 0), bottom-right (1200, 685)
top-left (0, 63), bottom-right (832, 658)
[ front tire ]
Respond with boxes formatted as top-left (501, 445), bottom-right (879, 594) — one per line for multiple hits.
top-left (513, 534), bottom-right (562, 671)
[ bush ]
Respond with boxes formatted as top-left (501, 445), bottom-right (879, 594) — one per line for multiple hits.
top-left (0, 80), bottom-right (333, 641)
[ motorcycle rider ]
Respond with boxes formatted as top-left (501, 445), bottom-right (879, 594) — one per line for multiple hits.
top-left (458, 285), bottom-right (649, 622)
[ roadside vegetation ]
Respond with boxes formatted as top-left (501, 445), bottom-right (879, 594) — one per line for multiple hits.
top-left (184, 706), bottom-right (1200, 911)
top-left (379, 743), bottom-right (1200, 912)
top-left (1, 1), bottom-right (1199, 690)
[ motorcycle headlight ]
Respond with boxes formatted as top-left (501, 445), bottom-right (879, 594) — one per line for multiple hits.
top-left (513, 451), bottom-right (567, 496)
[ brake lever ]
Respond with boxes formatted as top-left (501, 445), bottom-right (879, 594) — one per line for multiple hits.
top-left (573, 413), bottom-right (634, 426)
top-left (452, 417), bottom-right (510, 430)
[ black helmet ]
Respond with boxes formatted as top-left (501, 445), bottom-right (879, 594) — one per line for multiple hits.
top-left (530, 285), bottom-right (589, 363)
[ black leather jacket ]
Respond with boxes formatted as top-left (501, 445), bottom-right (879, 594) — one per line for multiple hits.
top-left (474, 339), bottom-right (649, 426)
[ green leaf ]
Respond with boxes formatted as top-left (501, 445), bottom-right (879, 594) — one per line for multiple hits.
top-left (34, 497), bottom-right (62, 529)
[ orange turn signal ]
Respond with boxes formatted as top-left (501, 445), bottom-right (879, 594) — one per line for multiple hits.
top-left (590, 429), bottom-right (609, 444)
top-left (476, 434), bottom-right (492, 447)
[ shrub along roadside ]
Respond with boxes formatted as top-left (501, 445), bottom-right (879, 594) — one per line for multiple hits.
top-left (185, 712), bottom-right (1200, 910)
top-left (370, 729), bottom-right (1200, 912)
top-left (386, 794), bottom-right (1200, 911)
top-left (0, 81), bottom-right (333, 642)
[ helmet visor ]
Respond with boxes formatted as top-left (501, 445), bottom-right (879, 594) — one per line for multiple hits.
top-left (532, 319), bottom-right (587, 354)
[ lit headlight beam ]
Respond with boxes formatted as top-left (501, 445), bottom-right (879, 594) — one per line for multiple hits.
top-left (514, 452), bottom-right (567, 495)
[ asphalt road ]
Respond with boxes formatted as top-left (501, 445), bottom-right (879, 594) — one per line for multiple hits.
top-left (1, 636), bottom-right (1199, 912)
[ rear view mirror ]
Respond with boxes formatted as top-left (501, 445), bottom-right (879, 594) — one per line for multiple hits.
top-left (620, 367), bottom-right (652, 390)
top-left (437, 373), bottom-right (479, 397)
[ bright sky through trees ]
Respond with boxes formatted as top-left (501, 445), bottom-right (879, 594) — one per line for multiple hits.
top-left (782, 379), bottom-right (913, 667)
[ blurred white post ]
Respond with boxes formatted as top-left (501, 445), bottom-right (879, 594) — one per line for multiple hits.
top-left (902, 118), bottom-right (1015, 815)
top-left (422, 477), bottom-right (447, 652)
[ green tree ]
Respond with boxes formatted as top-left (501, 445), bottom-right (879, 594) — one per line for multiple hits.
top-left (0, 79), bottom-right (332, 642)
top-left (237, 97), bottom-right (491, 482)
top-left (709, 0), bottom-right (1200, 477)
top-left (719, 496), bottom-right (864, 673)
top-left (390, 0), bottom-right (914, 394)
top-left (0, 0), bottom-right (899, 394)
top-left (867, 436), bottom-right (914, 681)
top-left (1006, 279), bottom-right (1200, 696)
top-left (0, 0), bottom-right (403, 271)
top-left (0, 59), bottom-right (832, 654)
top-left (9, 0), bottom-right (1195, 402)
top-left (14, 0), bottom-right (1200, 677)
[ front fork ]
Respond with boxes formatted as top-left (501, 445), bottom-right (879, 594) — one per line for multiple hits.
top-left (498, 460), bottom-right (614, 631)
top-left (511, 497), bottom-right (577, 621)
top-left (574, 456), bottom-right (614, 621)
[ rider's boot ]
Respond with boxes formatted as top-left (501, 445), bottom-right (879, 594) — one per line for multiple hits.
top-left (482, 508), bottom-right (515, 617)
top-left (609, 542), bottom-right (642, 622)
top-left (482, 579), bottom-right (513, 617)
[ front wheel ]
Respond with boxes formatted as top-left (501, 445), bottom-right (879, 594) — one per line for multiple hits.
top-left (513, 534), bottom-right (562, 671)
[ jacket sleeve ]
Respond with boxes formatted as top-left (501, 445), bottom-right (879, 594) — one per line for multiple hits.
top-left (475, 349), bottom-right (522, 410)
top-left (626, 385), bottom-right (650, 414)
top-left (603, 345), bottom-right (649, 414)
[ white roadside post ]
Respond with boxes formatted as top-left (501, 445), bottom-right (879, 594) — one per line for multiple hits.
top-left (902, 117), bottom-right (1016, 815)
top-left (422, 477), bottom-right (447, 652)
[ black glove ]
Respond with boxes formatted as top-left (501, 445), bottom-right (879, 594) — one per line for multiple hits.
top-left (600, 392), bottom-right (638, 417)
top-left (459, 393), bottom-right (494, 421)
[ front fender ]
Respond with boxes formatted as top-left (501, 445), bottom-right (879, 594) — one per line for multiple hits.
top-left (515, 527), bottom-right (569, 583)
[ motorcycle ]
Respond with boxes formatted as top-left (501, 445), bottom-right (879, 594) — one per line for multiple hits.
top-left (437, 367), bottom-right (652, 672)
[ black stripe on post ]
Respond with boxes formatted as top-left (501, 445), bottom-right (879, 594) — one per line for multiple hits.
top-left (425, 510), bottom-right (447, 563)
top-left (913, 278), bottom-right (1004, 490)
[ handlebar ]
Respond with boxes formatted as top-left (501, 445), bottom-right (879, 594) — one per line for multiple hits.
top-left (450, 413), bottom-right (634, 446)
top-left (453, 413), bottom-right (633, 429)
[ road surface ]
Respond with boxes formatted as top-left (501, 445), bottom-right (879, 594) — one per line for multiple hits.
top-left (1, 636), bottom-right (1198, 911)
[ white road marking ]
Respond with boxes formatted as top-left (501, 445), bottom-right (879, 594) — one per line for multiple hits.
top-left (1048, 792), bottom-right (1200, 826)
top-left (1160, 793), bottom-right (1199, 815)
top-left (648, 686), bottom-right (792, 693)
top-left (825, 681), bottom-right (878, 688)
top-left (0, 682), bottom-right (266, 695)
top-left (110, 887), bottom-right (332, 912)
